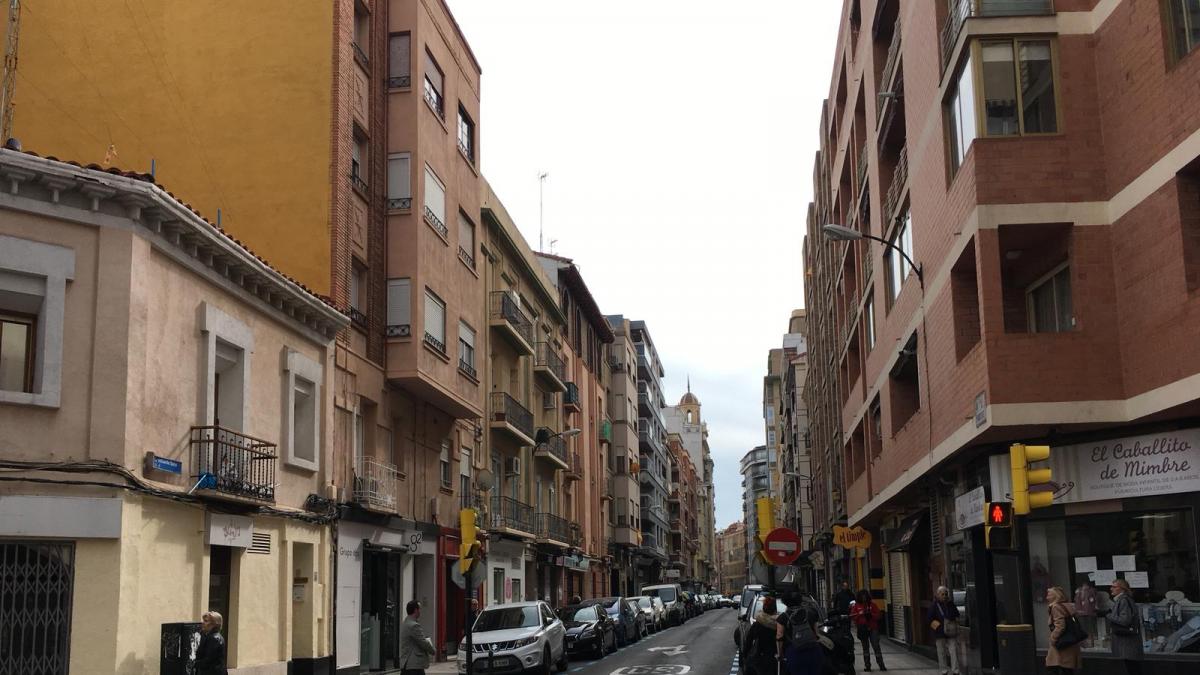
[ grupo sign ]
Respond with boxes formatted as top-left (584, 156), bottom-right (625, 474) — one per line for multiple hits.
top-left (989, 428), bottom-right (1200, 506)
top-left (833, 525), bottom-right (871, 550)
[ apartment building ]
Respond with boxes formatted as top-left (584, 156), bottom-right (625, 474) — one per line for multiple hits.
top-left (665, 434), bottom-right (700, 585)
top-left (537, 253), bottom-right (618, 599)
top-left (664, 389), bottom-right (719, 590)
top-left (803, 1), bottom-right (1200, 671)
top-left (605, 316), bottom-right (644, 595)
top-left (717, 522), bottom-right (748, 596)
top-left (631, 320), bottom-right (672, 588)
top-left (763, 349), bottom-right (786, 525)
top-left (778, 312), bottom-right (814, 590)
top-left (739, 445), bottom-right (772, 569)
top-left (0, 152), bottom-right (347, 673)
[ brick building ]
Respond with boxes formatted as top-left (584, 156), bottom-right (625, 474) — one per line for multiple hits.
top-left (803, 1), bottom-right (1200, 672)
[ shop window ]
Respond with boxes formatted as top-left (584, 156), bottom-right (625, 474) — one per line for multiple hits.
top-left (1165, 0), bottom-right (1200, 64)
top-left (951, 238), bottom-right (981, 359)
top-left (998, 223), bottom-right (1073, 333)
top-left (1028, 508), bottom-right (1200, 658)
top-left (888, 332), bottom-right (920, 435)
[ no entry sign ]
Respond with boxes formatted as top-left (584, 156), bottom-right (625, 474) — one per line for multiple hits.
top-left (762, 527), bottom-right (803, 566)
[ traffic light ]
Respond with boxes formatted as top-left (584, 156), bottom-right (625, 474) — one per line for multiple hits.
top-left (459, 508), bottom-right (480, 575)
top-left (984, 501), bottom-right (1014, 550)
top-left (755, 496), bottom-right (775, 562)
top-left (1010, 443), bottom-right (1054, 515)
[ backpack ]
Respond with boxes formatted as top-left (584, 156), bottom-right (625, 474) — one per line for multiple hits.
top-left (787, 605), bottom-right (818, 649)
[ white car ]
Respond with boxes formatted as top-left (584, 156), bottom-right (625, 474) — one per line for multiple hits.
top-left (458, 601), bottom-right (568, 675)
top-left (629, 595), bottom-right (666, 632)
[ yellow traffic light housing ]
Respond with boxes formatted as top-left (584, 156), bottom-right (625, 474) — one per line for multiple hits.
top-left (755, 496), bottom-right (775, 563)
top-left (459, 508), bottom-right (479, 575)
top-left (984, 501), bottom-right (1015, 550)
top-left (1010, 443), bottom-right (1054, 515)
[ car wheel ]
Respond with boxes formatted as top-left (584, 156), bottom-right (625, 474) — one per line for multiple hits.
top-left (557, 645), bottom-right (569, 673)
top-left (538, 647), bottom-right (552, 675)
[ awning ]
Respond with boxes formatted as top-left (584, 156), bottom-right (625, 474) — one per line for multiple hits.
top-left (886, 512), bottom-right (926, 552)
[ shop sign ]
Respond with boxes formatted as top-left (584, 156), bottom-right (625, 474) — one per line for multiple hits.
top-left (833, 525), bottom-right (871, 549)
top-left (989, 428), bottom-right (1200, 506)
top-left (974, 392), bottom-right (987, 428)
top-left (664, 569), bottom-right (680, 578)
top-left (955, 486), bottom-right (987, 530)
top-left (208, 514), bottom-right (253, 548)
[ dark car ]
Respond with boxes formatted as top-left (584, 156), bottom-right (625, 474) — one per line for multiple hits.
top-left (556, 604), bottom-right (615, 659)
top-left (625, 599), bottom-right (648, 639)
top-left (595, 597), bottom-right (640, 646)
top-left (680, 592), bottom-right (699, 619)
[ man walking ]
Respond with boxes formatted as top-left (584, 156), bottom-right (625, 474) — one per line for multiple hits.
top-left (832, 580), bottom-right (854, 616)
top-left (400, 600), bottom-right (437, 675)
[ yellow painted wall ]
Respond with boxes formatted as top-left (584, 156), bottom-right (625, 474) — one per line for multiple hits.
top-left (16, 0), bottom-right (335, 293)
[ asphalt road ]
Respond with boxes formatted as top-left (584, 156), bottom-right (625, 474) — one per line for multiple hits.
top-left (563, 608), bottom-right (741, 675)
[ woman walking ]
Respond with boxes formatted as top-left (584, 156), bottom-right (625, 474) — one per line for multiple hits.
top-left (742, 596), bottom-right (782, 675)
top-left (1105, 579), bottom-right (1143, 675)
top-left (850, 589), bottom-right (886, 671)
top-left (928, 587), bottom-right (961, 675)
top-left (1045, 587), bottom-right (1082, 674)
top-left (195, 611), bottom-right (228, 675)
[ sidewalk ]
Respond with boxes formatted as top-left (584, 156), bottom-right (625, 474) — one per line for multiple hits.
top-left (870, 638), bottom-right (945, 674)
top-left (429, 660), bottom-right (459, 674)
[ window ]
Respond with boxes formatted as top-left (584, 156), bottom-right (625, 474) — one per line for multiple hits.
top-left (864, 296), bottom-right (876, 352)
top-left (423, 166), bottom-right (447, 238)
top-left (351, 130), bottom-right (368, 192)
top-left (888, 332), bottom-right (920, 434)
top-left (1027, 263), bottom-right (1073, 333)
top-left (458, 212), bottom-right (476, 268)
top-left (459, 321), bottom-right (476, 377)
top-left (350, 259), bottom-right (366, 316)
top-left (424, 50), bottom-right (444, 119)
top-left (424, 289), bottom-right (446, 354)
top-left (460, 446), bottom-right (472, 499)
top-left (980, 39), bottom-right (1058, 136)
top-left (457, 105), bottom-right (475, 162)
top-left (885, 210), bottom-right (915, 303)
top-left (1166, 0), bottom-right (1200, 63)
top-left (353, 4), bottom-right (369, 64)
top-left (388, 33), bottom-right (411, 88)
top-left (0, 313), bottom-right (35, 392)
top-left (946, 53), bottom-right (977, 174)
top-left (200, 303), bottom-right (252, 433)
top-left (386, 278), bottom-right (411, 338)
top-left (387, 153), bottom-right (411, 210)
top-left (283, 349), bottom-right (322, 471)
top-left (440, 439), bottom-right (452, 489)
top-left (543, 390), bottom-right (555, 410)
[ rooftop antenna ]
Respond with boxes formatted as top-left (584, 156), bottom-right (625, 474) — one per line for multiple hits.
top-left (538, 171), bottom-right (549, 251)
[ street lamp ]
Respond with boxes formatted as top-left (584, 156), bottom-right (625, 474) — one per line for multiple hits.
top-left (534, 427), bottom-right (581, 444)
top-left (822, 223), bottom-right (923, 287)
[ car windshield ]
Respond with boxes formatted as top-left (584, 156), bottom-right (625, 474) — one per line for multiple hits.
top-left (475, 607), bottom-right (540, 631)
top-left (556, 606), bottom-right (597, 623)
top-left (636, 598), bottom-right (652, 609)
top-left (741, 590), bottom-right (755, 609)
top-left (646, 587), bottom-right (678, 603)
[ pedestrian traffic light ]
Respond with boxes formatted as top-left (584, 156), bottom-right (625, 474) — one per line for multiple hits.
top-left (984, 501), bottom-right (1014, 550)
top-left (1010, 443), bottom-right (1054, 515)
top-left (459, 508), bottom-right (480, 575)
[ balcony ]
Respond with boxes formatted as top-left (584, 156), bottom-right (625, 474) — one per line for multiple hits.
top-left (190, 426), bottom-right (276, 502)
top-left (856, 144), bottom-right (868, 192)
top-left (535, 512), bottom-right (571, 547)
top-left (424, 205), bottom-right (448, 239)
top-left (352, 41), bottom-right (369, 69)
top-left (564, 449), bottom-right (583, 481)
top-left (387, 73), bottom-right (411, 89)
top-left (489, 292), bottom-right (534, 356)
top-left (535, 343), bottom-right (567, 393)
top-left (884, 145), bottom-right (908, 220)
top-left (354, 457), bottom-right (399, 513)
top-left (458, 246), bottom-right (475, 270)
top-left (602, 474), bottom-right (614, 501)
top-left (599, 418), bottom-right (612, 445)
top-left (491, 496), bottom-right (535, 538)
top-left (564, 382), bottom-right (581, 413)
top-left (533, 427), bottom-right (570, 470)
top-left (612, 516), bottom-right (639, 546)
top-left (490, 392), bottom-right (535, 446)
top-left (350, 171), bottom-right (368, 195)
top-left (941, 0), bottom-right (1055, 71)
top-left (879, 19), bottom-right (902, 99)
top-left (569, 523), bottom-right (583, 548)
top-left (386, 196), bottom-right (412, 211)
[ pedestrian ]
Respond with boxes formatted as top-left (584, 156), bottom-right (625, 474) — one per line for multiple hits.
top-left (851, 589), bottom-right (886, 672)
top-left (776, 591), bottom-right (823, 675)
top-left (1074, 580), bottom-right (1098, 648)
top-left (1046, 586), bottom-right (1082, 674)
top-left (570, 595), bottom-right (582, 605)
top-left (1104, 579), bottom-right (1143, 675)
top-left (743, 596), bottom-right (782, 675)
top-left (928, 586), bottom-right (961, 675)
top-left (195, 610), bottom-right (227, 675)
top-left (833, 580), bottom-right (854, 616)
top-left (399, 600), bottom-right (437, 675)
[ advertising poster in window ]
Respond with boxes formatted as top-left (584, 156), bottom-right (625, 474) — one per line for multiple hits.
top-left (989, 429), bottom-right (1200, 505)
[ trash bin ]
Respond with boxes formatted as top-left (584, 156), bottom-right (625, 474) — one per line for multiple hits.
top-left (995, 624), bottom-right (1036, 675)
top-left (161, 622), bottom-right (202, 675)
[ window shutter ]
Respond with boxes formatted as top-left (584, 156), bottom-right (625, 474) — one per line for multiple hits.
top-left (388, 154), bottom-right (411, 199)
top-left (389, 34), bottom-right (411, 80)
top-left (460, 321), bottom-right (476, 349)
top-left (424, 290), bottom-right (446, 343)
top-left (459, 212), bottom-right (475, 250)
top-left (424, 167), bottom-right (446, 224)
top-left (386, 279), bottom-right (411, 337)
top-left (425, 51), bottom-right (443, 93)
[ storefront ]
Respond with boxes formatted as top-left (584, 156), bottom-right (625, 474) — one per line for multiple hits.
top-left (990, 427), bottom-right (1200, 670)
top-left (485, 538), bottom-right (529, 606)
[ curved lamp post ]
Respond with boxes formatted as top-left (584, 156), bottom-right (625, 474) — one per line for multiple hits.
top-left (822, 223), bottom-right (924, 287)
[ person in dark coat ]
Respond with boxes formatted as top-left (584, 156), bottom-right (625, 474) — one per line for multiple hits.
top-left (195, 610), bottom-right (228, 675)
top-left (742, 596), bottom-right (782, 675)
top-left (777, 592), bottom-right (824, 675)
top-left (832, 580), bottom-right (854, 616)
top-left (1104, 579), bottom-right (1143, 675)
top-left (927, 586), bottom-right (961, 675)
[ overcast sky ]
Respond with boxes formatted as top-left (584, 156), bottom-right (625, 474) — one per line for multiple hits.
top-left (448, 0), bottom-right (842, 530)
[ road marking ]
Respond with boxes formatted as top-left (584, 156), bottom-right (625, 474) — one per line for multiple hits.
top-left (646, 645), bottom-right (688, 656)
top-left (610, 666), bottom-right (691, 675)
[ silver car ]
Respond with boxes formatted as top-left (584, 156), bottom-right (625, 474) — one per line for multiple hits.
top-left (629, 595), bottom-right (666, 633)
top-left (458, 601), bottom-right (568, 675)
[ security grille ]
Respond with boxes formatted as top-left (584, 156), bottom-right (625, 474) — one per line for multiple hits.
top-left (887, 551), bottom-right (909, 643)
top-left (930, 494), bottom-right (943, 555)
top-left (0, 542), bottom-right (76, 674)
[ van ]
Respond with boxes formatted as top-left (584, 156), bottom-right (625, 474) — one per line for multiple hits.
top-left (641, 583), bottom-right (685, 626)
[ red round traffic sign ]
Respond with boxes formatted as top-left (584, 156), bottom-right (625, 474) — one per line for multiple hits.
top-left (762, 527), bottom-right (803, 565)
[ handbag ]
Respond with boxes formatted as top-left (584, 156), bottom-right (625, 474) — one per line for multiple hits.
top-left (935, 602), bottom-right (959, 637)
top-left (1054, 613), bottom-right (1089, 649)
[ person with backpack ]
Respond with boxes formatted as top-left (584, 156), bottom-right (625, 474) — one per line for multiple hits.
top-left (928, 586), bottom-right (961, 675)
top-left (743, 596), bottom-right (783, 675)
top-left (1045, 586), bottom-right (1083, 674)
top-left (775, 591), bottom-right (823, 675)
top-left (851, 589), bottom-right (886, 672)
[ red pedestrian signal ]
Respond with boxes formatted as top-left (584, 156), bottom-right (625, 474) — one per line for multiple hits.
top-left (990, 503), bottom-right (1011, 526)
top-left (984, 501), bottom-right (1015, 550)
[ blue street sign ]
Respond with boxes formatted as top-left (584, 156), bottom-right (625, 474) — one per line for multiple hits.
top-left (151, 455), bottom-right (182, 475)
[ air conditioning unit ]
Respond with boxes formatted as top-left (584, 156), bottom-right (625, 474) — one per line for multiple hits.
top-left (505, 457), bottom-right (522, 476)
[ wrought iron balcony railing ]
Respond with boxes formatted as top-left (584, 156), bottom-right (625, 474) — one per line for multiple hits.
top-left (190, 426), bottom-right (277, 502)
top-left (490, 391), bottom-right (534, 439)
top-left (536, 342), bottom-right (566, 383)
top-left (489, 291), bottom-right (534, 348)
top-left (600, 418), bottom-right (613, 445)
top-left (569, 523), bottom-right (583, 547)
top-left (458, 246), bottom-right (475, 269)
top-left (535, 427), bottom-right (569, 466)
top-left (941, 0), bottom-right (1054, 70)
top-left (386, 196), bottom-right (412, 211)
top-left (491, 496), bottom-right (534, 534)
top-left (880, 19), bottom-right (902, 97)
top-left (535, 512), bottom-right (570, 544)
top-left (564, 382), bottom-right (581, 410)
top-left (352, 42), bottom-right (369, 68)
top-left (424, 205), bottom-right (448, 238)
top-left (350, 172), bottom-right (368, 195)
top-left (564, 449), bottom-right (583, 481)
top-left (354, 457), bottom-right (399, 512)
top-left (458, 357), bottom-right (477, 380)
top-left (387, 74), bottom-right (411, 89)
top-left (423, 331), bottom-right (446, 355)
top-left (424, 81), bottom-right (445, 120)
top-left (349, 307), bottom-right (368, 328)
top-left (884, 145), bottom-right (909, 220)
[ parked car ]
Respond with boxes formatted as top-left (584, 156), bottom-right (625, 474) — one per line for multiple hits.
top-left (556, 603), bottom-right (616, 659)
top-left (629, 595), bottom-right (665, 633)
top-left (595, 596), bottom-right (640, 646)
top-left (737, 584), bottom-right (764, 622)
top-left (625, 599), bottom-right (649, 639)
top-left (680, 592), bottom-right (698, 619)
top-left (458, 601), bottom-right (568, 675)
top-left (642, 583), bottom-right (685, 626)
